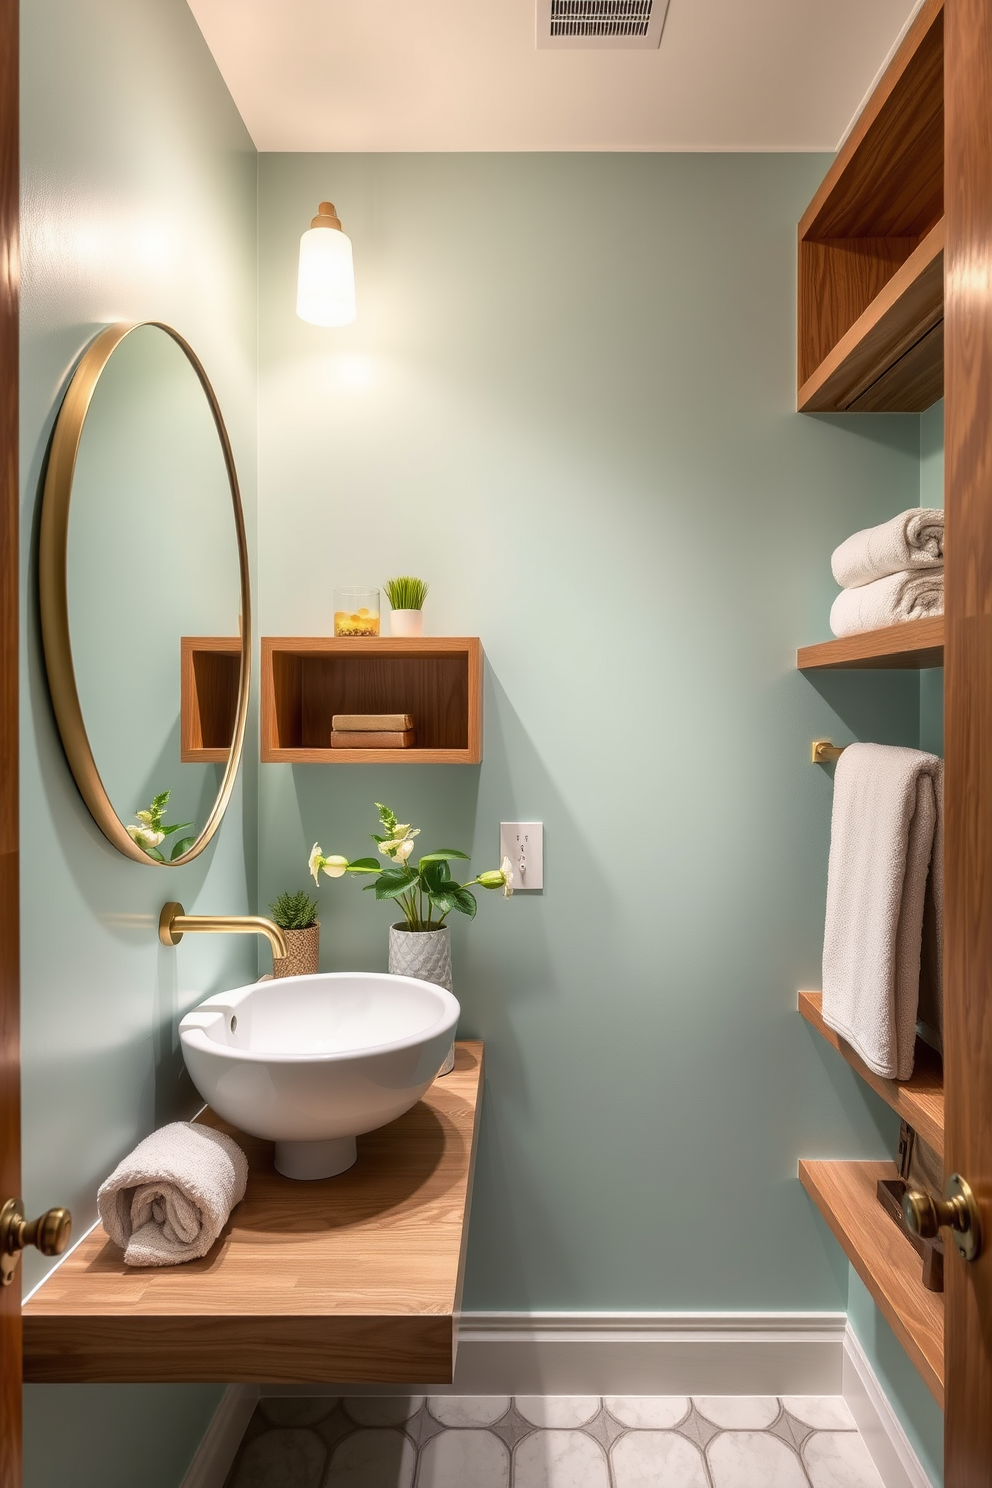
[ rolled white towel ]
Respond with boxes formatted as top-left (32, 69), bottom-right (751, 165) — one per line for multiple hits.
top-left (97, 1121), bottom-right (248, 1267)
top-left (831, 508), bottom-right (943, 588)
top-left (829, 569), bottom-right (943, 638)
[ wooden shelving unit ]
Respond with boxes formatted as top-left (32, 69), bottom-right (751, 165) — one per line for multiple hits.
top-left (260, 636), bottom-right (483, 764)
top-left (180, 637), bottom-right (241, 763)
top-left (800, 1159), bottom-right (944, 1405)
top-left (797, 616), bottom-right (943, 671)
top-left (798, 0), bottom-right (943, 413)
top-left (23, 1044), bottom-right (484, 1384)
top-left (799, 992), bottom-right (944, 1155)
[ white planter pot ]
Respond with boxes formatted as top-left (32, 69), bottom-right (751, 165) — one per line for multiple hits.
top-left (389, 609), bottom-right (424, 637)
top-left (388, 923), bottom-right (456, 1075)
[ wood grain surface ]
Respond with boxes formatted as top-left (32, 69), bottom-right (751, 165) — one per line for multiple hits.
top-left (0, 0), bottom-right (19, 1477)
top-left (944, 0), bottom-right (992, 1476)
top-left (799, 0), bottom-right (944, 241)
top-left (798, 993), bottom-right (944, 1155)
top-left (799, 1160), bottom-right (944, 1405)
top-left (180, 636), bottom-right (241, 762)
top-left (23, 1043), bottom-right (484, 1384)
top-left (797, 617), bottom-right (944, 671)
top-left (260, 637), bottom-right (482, 764)
top-left (799, 221), bottom-right (944, 412)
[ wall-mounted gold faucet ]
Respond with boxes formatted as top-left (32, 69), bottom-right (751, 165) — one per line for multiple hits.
top-left (158, 902), bottom-right (289, 961)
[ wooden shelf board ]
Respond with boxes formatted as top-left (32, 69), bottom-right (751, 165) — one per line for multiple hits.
top-left (797, 617), bottom-right (943, 671)
top-left (800, 0), bottom-right (943, 242)
top-left (799, 1159), bottom-right (944, 1405)
top-left (23, 1043), bottom-right (484, 1384)
top-left (261, 636), bottom-right (483, 765)
top-left (799, 992), bottom-right (944, 1155)
top-left (180, 636), bottom-right (241, 763)
top-left (799, 220), bottom-right (944, 414)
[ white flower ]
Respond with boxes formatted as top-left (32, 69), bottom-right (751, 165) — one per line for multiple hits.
top-left (500, 855), bottom-right (514, 897)
top-left (378, 825), bottom-right (420, 862)
top-left (323, 854), bottom-right (349, 878)
top-left (127, 823), bottom-right (164, 850)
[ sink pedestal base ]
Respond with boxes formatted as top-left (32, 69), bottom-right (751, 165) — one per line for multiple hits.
top-left (274, 1135), bottom-right (357, 1181)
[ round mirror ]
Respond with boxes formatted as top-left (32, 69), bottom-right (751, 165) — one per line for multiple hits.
top-left (39, 322), bottom-right (250, 866)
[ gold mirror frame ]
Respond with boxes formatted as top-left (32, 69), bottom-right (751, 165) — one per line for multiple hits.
top-left (39, 321), bottom-right (251, 867)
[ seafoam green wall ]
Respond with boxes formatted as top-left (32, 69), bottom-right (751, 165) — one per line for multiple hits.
top-left (20, 0), bottom-right (257, 1483)
top-left (257, 153), bottom-right (924, 1315)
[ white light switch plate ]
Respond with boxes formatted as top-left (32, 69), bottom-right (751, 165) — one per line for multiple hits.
top-left (500, 822), bottom-right (543, 892)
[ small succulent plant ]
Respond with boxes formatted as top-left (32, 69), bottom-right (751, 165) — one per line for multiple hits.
top-left (269, 889), bottom-right (320, 930)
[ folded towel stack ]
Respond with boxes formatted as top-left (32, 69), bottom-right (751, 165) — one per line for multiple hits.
top-left (821, 743), bottom-right (943, 1081)
top-left (829, 508), bottom-right (943, 638)
top-left (331, 712), bottom-right (416, 749)
top-left (97, 1121), bottom-right (248, 1267)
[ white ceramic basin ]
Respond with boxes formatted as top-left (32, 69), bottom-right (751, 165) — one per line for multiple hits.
top-left (179, 972), bottom-right (459, 1180)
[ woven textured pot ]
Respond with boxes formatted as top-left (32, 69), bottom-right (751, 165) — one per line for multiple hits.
top-left (388, 923), bottom-right (456, 1075)
top-left (272, 924), bottom-right (320, 979)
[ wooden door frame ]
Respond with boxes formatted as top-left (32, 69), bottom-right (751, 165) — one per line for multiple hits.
top-left (0, 0), bottom-right (19, 1484)
top-left (944, 2), bottom-right (992, 1482)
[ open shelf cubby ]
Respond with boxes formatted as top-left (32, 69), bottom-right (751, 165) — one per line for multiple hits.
top-left (798, 0), bottom-right (943, 413)
top-left (800, 1159), bottom-right (944, 1405)
top-left (797, 617), bottom-right (944, 671)
top-left (799, 992), bottom-right (944, 1155)
top-left (180, 637), bottom-right (241, 763)
top-left (260, 636), bottom-right (483, 764)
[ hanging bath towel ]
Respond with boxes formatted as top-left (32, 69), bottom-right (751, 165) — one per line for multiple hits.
top-left (822, 742), bottom-right (943, 1081)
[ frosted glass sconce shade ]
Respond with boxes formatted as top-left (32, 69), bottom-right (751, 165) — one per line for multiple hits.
top-left (296, 202), bottom-right (356, 326)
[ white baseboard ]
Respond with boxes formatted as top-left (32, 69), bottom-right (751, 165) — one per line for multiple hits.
top-left (843, 1326), bottom-right (934, 1488)
top-left (180, 1385), bottom-right (259, 1488)
top-left (260, 1310), bottom-right (848, 1397)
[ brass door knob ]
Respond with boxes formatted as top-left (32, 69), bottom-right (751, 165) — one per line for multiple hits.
top-left (0, 1197), bottom-right (72, 1286)
top-left (903, 1174), bottom-right (982, 1262)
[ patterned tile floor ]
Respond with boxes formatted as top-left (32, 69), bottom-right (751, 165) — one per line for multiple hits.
top-left (225, 1395), bottom-right (886, 1487)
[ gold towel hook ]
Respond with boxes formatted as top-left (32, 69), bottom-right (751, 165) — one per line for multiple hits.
top-left (811, 740), bottom-right (847, 764)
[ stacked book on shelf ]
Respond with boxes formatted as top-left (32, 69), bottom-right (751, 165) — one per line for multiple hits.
top-left (330, 713), bottom-right (416, 749)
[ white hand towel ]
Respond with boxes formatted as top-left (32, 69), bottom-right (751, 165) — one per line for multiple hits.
top-left (97, 1121), bottom-right (248, 1267)
top-left (831, 508), bottom-right (944, 588)
top-left (822, 743), bottom-right (943, 1081)
top-left (829, 569), bottom-right (943, 638)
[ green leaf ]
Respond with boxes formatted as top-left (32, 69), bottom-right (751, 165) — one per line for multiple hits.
top-left (420, 859), bottom-right (452, 896)
top-left (160, 820), bottom-right (195, 837)
top-left (170, 836), bottom-right (196, 860)
top-left (427, 887), bottom-right (460, 916)
top-left (417, 849), bottom-right (470, 864)
top-left (447, 886), bottom-right (478, 918)
top-left (151, 791), bottom-right (171, 809)
top-left (374, 866), bottom-right (418, 901)
top-left (375, 803), bottom-right (399, 835)
top-left (144, 847), bottom-right (165, 862)
top-left (346, 856), bottom-right (381, 873)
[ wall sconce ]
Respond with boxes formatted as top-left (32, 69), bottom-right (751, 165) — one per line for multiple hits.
top-left (296, 201), bottom-right (356, 326)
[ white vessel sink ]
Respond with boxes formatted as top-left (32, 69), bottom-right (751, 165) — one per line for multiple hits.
top-left (179, 972), bottom-right (459, 1180)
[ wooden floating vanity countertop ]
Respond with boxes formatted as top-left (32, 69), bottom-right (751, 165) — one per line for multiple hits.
top-left (23, 1042), bottom-right (484, 1385)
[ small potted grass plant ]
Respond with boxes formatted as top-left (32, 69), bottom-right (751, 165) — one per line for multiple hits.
top-left (384, 575), bottom-right (429, 637)
top-left (269, 889), bottom-right (321, 978)
top-left (310, 803), bottom-right (511, 1073)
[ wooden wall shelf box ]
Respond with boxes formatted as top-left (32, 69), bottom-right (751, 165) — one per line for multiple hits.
top-left (261, 637), bottom-right (483, 764)
top-left (797, 617), bottom-right (943, 672)
top-left (797, 0), bottom-right (944, 413)
top-left (799, 993), bottom-right (944, 1155)
top-left (800, 1159), bottom-right (944, 1405)
top-left (23, 1043), bottom-right (483, 1384)
top-left (180, 637), bottom-right (241, 762)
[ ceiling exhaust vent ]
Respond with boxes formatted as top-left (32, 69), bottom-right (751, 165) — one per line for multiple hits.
top-left (536, 0), bottom-right (671, 49)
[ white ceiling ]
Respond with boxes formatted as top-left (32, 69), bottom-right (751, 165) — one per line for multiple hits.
top-left (186, 0), bottom-right (922, 153)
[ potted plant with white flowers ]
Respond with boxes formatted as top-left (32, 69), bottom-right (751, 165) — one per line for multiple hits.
top-left (310, 803), bottom-right (512, 1073)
